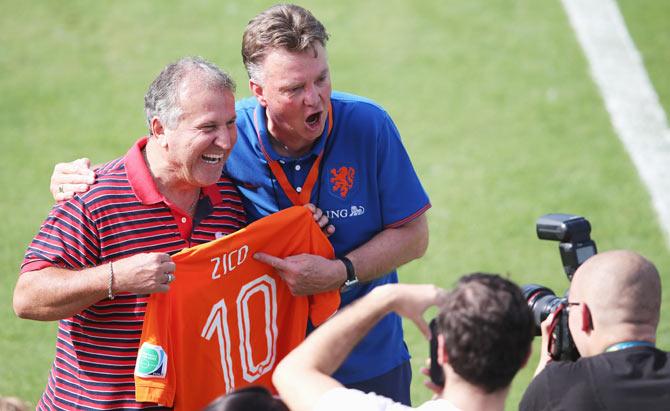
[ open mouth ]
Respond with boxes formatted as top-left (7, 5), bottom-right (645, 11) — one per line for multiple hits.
top-left (201, 153), bottom-right (224, 164)
top-left (306, 111), bottom-right (322, 127)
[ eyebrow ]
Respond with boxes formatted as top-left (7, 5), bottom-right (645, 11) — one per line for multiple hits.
top-left (280, 68), bottom-right (330, 92)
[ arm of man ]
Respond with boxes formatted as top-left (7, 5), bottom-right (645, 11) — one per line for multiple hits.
top-left (345, 213), bottom-right (429, 283)
top-left (14, 252), bottom-right (175, 321)
top-left (273, 283), bottom-right (443, 411)
top-left (255, 212), bottom-right (429, 295)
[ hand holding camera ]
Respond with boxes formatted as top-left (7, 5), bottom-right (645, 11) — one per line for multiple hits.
top-left (533, 311), bottom-right (559, 376)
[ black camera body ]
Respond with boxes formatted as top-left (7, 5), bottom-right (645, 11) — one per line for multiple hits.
top-left (522, 213), bottom-right (597, 361)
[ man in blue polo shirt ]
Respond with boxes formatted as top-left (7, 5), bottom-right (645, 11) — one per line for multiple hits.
top-left (232, 7), bottom-right (429, 404)
top-left (49, 4), bottom-right (429, 404)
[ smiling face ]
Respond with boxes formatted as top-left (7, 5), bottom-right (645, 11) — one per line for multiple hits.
top-left (250, 43), bottom-right (331, 154)
top-left (156, 74), bottom-right (237, 188)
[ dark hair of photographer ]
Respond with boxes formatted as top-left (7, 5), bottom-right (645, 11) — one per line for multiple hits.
top-left (437, 273), bottom-right (534, 393)
top-left (202, 386), bottom-right (288, 411)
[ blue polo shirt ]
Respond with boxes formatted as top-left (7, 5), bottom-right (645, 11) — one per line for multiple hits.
top-left (226, 91), bottom-right (431, 383)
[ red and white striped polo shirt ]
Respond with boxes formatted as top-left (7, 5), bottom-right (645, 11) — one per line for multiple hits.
top-left (21, 137), bottom-right (246, 410)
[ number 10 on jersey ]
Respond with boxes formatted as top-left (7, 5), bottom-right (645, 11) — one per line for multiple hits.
top-left (201, 275), bottom-right (279, 393)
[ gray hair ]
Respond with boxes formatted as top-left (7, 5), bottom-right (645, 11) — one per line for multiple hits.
top-left (242, 4), bottom-right (329, 84)
top-left (144, 56), bottom-right (236, 132)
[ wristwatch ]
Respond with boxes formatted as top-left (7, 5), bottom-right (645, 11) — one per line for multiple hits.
top-left (339, 256), bottom-right (359, 291)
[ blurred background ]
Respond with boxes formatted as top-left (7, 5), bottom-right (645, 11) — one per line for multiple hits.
top-left (1, 0), bottom-right (668, 407)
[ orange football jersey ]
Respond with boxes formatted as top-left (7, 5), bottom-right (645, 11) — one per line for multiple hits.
top-left (134, 206), bottom-right (340, 410)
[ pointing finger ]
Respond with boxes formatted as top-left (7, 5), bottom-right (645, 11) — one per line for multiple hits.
top-left (254, 252), bottom-right (289, 270)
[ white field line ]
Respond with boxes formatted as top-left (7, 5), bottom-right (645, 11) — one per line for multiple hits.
top-left (561, 0), bottom-right (670, 247)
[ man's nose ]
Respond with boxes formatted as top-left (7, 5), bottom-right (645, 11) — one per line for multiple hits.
top-left (214, 128), bottom-right (235, 150)
top-left (304, 83), bottom-right (320, 106)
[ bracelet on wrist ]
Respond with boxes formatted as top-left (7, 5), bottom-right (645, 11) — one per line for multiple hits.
top-left (108, 261), bottom-right (115, 300)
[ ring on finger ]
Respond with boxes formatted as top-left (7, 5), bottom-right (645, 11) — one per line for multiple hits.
top-left (165, 273), bottom-right (175, 284)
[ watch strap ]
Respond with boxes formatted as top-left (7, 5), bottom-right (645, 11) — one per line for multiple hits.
top-left (338, 256), bottom-right (356, 283)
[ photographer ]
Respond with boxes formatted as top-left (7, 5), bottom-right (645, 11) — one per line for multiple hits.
top-left (521, 250), bottom-right (670, 410)
top-left (273, 274), bottom-right (534, 411)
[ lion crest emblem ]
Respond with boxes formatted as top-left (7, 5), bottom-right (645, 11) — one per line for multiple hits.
top-left (329, 166), bottom-right (356, 199)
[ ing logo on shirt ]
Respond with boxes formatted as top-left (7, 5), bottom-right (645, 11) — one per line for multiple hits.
top-left (325, 205), bottom-right (366, 220)
top-left (329, 166), bottom-right (356, 199)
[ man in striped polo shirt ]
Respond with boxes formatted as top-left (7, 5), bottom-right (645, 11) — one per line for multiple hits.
top-left (14, 57), bottom-right (247, 410)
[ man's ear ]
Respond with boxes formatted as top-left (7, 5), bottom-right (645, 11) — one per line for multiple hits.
top-left (581, 303), bottom-right (593, 332)
top-left (437, 334), bottom-right (449, 365)
top-left (249, 79), bottom-right (267, 107)
top-left (150, 117), bottom-right (168, 148)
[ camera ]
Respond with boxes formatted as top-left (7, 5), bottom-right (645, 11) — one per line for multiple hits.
top-left (522, 213), bottom-right (597, 361)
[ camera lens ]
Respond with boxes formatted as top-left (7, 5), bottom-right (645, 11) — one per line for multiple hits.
top-left (521, 284), bottom-right (565, 336)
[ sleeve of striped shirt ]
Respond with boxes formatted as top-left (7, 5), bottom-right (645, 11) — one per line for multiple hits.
top-left (21, 198), bottom-right (101, 273)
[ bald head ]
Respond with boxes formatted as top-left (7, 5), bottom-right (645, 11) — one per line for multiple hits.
top-left (570, 250), bottom-right (661, 333)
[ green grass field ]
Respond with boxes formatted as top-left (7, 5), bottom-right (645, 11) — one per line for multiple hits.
top-left (1, 0), bottom-right (669, 408)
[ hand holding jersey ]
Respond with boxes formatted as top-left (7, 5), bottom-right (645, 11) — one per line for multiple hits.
top-left (111, 252), bottom-right (176, 295)
top-left (253, 252), bottom-right (346, 296)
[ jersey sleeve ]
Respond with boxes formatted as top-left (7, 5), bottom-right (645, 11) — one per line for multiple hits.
top-left (376, 113), bottom-right (431, 228)
top-left (134, 291), bottom-right (175, 406)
